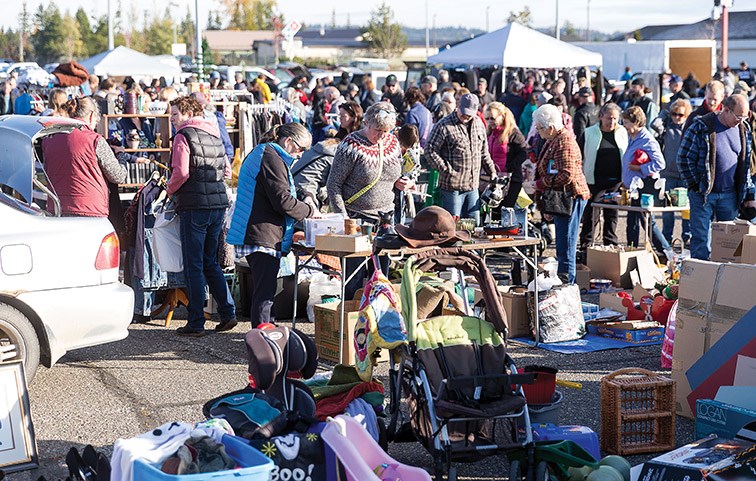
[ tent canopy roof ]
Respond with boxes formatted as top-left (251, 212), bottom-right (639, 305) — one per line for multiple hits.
top-left (428, 22), bottom-right (602, 69)
top-left (79, 46), bottom-right (182, 78)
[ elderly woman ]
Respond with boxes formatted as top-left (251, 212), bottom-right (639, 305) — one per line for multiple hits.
top-left (651, 98), bottom-right (692, 244)
top-left (533, 104), bottom-right (590, 283)
top-left (484, 101), bottom-right (528, 208)
top-left (621, 106), bottom-right (673, 257)
top-left (578, 102), bottom-right (627, 249)
top-left (327, 102), bottom-right (407, 299)
top-left (228, 123), bottom-right (319, 328)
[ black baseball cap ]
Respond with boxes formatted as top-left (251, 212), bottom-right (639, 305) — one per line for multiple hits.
top-left (385, 74), bottom-right (398, 86)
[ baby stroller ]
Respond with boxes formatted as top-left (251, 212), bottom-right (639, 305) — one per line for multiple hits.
top-left (386, 248), bottom-right (536, 481)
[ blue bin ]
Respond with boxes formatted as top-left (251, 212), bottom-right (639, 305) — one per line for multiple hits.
top-left (132, 434), bottom-right (274, 480)
top-left (531, 423), bottom-right (601, 462)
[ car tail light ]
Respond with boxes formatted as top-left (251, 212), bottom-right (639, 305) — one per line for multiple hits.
top-left (95, 232), bottom-right (120, 270)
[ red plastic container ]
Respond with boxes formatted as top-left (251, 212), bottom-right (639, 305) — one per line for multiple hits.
top-left (518, 368), bottom-right (556, 404)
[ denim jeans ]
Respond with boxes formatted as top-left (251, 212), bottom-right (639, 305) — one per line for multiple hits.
top-left (661, 178), bottom-right (691, 244)
top-left (179, 208), bottom-right (235, 330)
top-left (689, 190), bottom-right (739, 260)
top-left (553, 197), bottom-right (587, 284)
top-left (439, 188), bottom-right (480, 225)
top-left (626, 211), bottom-right (671, 253)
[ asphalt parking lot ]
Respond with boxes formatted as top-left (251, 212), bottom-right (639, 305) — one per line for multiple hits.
top-left (9, 310), bottom-right (693, 481)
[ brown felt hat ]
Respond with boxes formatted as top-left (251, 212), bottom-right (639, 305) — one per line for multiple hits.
top-left (395, 206), bottom-right (471, 248)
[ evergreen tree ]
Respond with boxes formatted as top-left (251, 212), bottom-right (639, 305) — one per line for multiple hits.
top-left (364, 2), bottom-right (407, 59)
top-left (18, 1), bottom-right (32, 61)
top-left (179, 7), bottom-right (196, 58)
top-left (75, 8), bottom-right (93, 58)
top-left (31, 3), bottom-right (66, 63)
top-left (90, 15), bottom-right (111, 54)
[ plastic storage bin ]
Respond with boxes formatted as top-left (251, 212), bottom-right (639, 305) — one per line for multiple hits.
top-left (531, 423), bottom-right (600, 462)
top-left (132, 434), bottom-right (274, 481)
top-left (528, 390), bottom-right (563, 425)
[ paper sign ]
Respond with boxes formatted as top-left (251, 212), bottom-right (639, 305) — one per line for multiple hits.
top-left (281, 21), bottom-right (302, 40)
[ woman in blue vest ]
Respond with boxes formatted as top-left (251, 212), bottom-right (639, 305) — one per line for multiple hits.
top-left (228, 123), bottom-right (319, 327)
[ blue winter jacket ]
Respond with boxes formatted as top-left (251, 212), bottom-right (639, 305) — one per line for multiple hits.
top-left (621, 127), bottom-right (665, 188)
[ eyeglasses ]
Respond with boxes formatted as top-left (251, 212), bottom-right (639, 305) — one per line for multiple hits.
top-left (671, 112), bottom-right (686, 118)
top-left (289, 137), bottom-right (306, 154)
top-left (728, 109), bottom-right (748, 122)
top-left (484, 116), bottom-right (494, 120)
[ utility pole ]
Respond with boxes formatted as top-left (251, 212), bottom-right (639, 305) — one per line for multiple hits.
top-left (425, 0), bottom-right (429, 58)
top-left (195, 0), bottom-right (203, 81)
top-left (555, 0), bottom-right (560, 40)
top-left (721, 0), bottom-right (731, 70)
top-left (486, 5), bottom-right (490, 32)
top-left (586, 0), bottom-right (591, 41)
top-left (108, 0), bottom-right (114, 50)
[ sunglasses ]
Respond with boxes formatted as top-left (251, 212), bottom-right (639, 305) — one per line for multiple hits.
top-left (670, 112), bottom-right (685, 118)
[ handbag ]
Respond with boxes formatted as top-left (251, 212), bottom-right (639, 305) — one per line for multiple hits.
top-left (541, 188), bottom-right (574, 216)
top-left (153, 201), bottom-right (183, 272)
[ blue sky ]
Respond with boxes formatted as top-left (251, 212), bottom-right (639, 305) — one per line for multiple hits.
top-left (1, 0), bottom-right (747, 34)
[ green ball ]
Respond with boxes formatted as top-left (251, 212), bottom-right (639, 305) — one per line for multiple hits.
top-left (599, 455), bottom-right (632, 481)
top-left (586, 465), bottom-right (624, 481)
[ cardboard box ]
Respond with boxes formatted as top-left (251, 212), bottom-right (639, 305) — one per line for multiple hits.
top-left (474, 286), bottom-right (531, 338)
top-left (313, 300), bottom-right (388, 364)
top-left (586, 320), bottom-right (664, 343)
top-left (741, 234), bottom-right (756, 264)
top-left (598, 290), bottom-right (633, 313)
top-left (696, 399), bottom-right (756, 440)
top-left (315, 234), bottom-right (371, 253)
top-left (711, 221), bottom-right (756, 263)
top-left (638, 436), bottom-right (756, 481)
top-left (575, 264), bottom-right (591, 291)
top-left (672, 260), bottom-right (756, 418)
top-left (586, 247), bottom-right (651, 288)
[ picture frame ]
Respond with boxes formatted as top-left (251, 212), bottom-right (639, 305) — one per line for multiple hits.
top-left (0, 360), bottom-right (38, 473)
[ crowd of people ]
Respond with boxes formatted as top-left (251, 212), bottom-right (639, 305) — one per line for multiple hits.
top-left (11, 60), bottom-right (756, 333)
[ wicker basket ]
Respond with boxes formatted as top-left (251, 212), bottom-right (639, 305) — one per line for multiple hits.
top-left (600, 368), bottom-right (676, 455)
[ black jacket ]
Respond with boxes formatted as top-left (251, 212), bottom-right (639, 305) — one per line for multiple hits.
top-left (573, 102), bottom-right (598, 141)
top-left (174, 127), bottom-right (228, 211)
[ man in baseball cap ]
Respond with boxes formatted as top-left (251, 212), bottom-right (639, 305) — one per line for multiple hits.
top-left (381, 74), bottom-right (404, 117)
top-left (420, 75), bottom-right (441, 111)
top-left (424, 93), bottom-right (496, 225)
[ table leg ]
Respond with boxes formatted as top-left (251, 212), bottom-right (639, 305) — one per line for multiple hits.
top-left (339, 255), bottom-right (347, 365)
top-left (532, 243), bottom-right (540, 347)
top-left (292, 252), bottom-right (300, 329)
top-left (645, 212), bottom-right (652, 250)
top-left (592, 204), bottom-right (599, 246)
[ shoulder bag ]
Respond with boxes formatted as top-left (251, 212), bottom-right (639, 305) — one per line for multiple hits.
top-left (541, 187), bottom-right (574, 216)
top-left (345, 140), bottom-right (384, 206)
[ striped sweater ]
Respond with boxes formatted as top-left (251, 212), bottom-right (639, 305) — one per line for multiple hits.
top-left (327, 131), bottom-right (402, 220)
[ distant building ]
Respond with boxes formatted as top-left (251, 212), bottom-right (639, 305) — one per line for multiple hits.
top-left (203, 30), bottom-right (283, 65)
top-left (618, 10), bottom-right (756, 68)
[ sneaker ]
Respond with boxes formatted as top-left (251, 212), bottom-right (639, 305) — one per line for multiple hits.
top-left (215, 318), bottom-right (238, 332)
top-left (176, 326), bottom-right (207, 337)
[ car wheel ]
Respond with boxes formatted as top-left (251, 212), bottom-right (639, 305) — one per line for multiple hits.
top-left (0, 303), bottom-right (40, 381)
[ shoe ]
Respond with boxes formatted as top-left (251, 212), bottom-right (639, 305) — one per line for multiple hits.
top-left (176, 326), bottom-right (207, 337)
top-left (215, 318), bottom-right (238, 332)
top-left (131, 314), bottom-right (151, 324)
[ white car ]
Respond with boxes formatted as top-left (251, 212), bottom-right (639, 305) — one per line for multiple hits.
top-left (0, 116), bottom-right (134, 380)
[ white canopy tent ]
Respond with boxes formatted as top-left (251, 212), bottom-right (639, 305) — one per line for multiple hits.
top-left (79, 46), bottom-right (182, 78)
top-left (428, 22), bottom-right (602, 68)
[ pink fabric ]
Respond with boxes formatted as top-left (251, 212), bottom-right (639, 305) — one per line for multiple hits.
top-left (487, 127), bottom-right (509, 173)
top-left (167, 117), bottom-right (223, 195)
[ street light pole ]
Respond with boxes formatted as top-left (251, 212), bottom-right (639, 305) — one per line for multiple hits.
top-left (486, 5), bottom-right (490, 32)
top-left (555, 0), bottom-right (560, 40)
top-left (425, 0), bottom-right (429, 58)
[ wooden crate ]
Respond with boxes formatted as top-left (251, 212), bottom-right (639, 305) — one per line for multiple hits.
top-left (600, 368), bottom-right (676, 455)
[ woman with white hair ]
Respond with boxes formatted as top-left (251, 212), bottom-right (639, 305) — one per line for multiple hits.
top-left (327, 101), bottom-right (408, 299)
top-left (533, 104), bottom-right (591, 283)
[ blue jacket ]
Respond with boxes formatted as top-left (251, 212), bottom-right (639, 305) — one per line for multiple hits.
top-left (678, 112), bottom-right (755, 204)
top-left (621, 127), bottom-right (665, 188)
top-left (404, 102), bottom-right (433, 148)
top-left (227, 143), bottom-right (313, 254)
top-left (214, 111), bottom-right (235, 161)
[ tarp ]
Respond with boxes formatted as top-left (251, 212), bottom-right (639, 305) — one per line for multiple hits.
top-left (427, 22), bottom-right (602, 69)
top-left (79, 46), bottom-right (181, 78)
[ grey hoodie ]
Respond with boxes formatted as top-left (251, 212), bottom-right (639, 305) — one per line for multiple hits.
top-left (292, 139), bottom-right (339, 208)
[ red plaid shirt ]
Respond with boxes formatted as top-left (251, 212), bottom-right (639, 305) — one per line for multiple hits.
top-left (536, 127), bottom-right (590, 199)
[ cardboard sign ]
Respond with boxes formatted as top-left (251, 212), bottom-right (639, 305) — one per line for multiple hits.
top-left (0, 361), bottom-right (38, 473)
